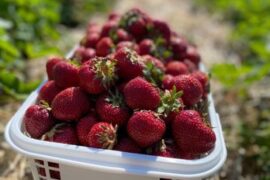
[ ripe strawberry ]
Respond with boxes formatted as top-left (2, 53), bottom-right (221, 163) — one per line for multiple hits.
top-left (110, 28), bottom-right (132, 43)
top-left (172, 110), bottom-right (216, 154)
top-left (87, 122), bottom-right (117, 149)
top-left (100, 20), bottom-right (118, 37)
top-left (177, 149), bottom-right (196, 160)
top-left (142, 55), bottom-right (165, 72)
top-left (157, 87), bottom-right (184, 126)
top-left (46, 56), bottom-right (64, 80)
top-left (86, 23), bottom-right (100, 34)
top-left (191, 71), bottom-right (209, 93)
top-left (114, 137), bottom-right (141, 153)
top-left (162, 74), bottom-right (175, 90)
top-left (76, 113), bottom-right (98, 145)
top-left (185, 46), bottom-right (201, 66)
top-left (108, 12), bottom-right (120, 21)
top-left (96, 37), bottom-right (114, 57)
top-left (116, 41), bottom-right (139, 52)
top-left (152, 20), bottom-right (171, 42)
top-left (170, 36), bottom-right (187, 60)
top-left (139, 39), bottom-right (155, 55)
top-left (165, 61), bottom-right (188, 76)
top-left (153, 140), bottom-right (177, 158)
top-left (173, 75), bottom-right (203, 106)
top-left (127, 110), bottom-right (166, 148)
top-left (73, 47), bottom-right (96, 63)
top-left (38, 81), bottom-right (62, 104)
top-left (52, 87), bottom-right (90, 121)
top-left (23, 103), bottom-right (55, 139)
top-left (114, 48), bottom-right (144, 80)
top-left (96, 91), bottom-right (130, 126)
top-left (45, 124), bottom-right (78, 145)
top-left (53, 61), bottom-right (79, 88)
top-left (79, 57), bottom-right (118, 94)
top-left (124, 77), bottom-right (160, 110)
top-left (183, 59), bottom-right (197, 72)
top-left (81, 32), bottom-right (100, 48)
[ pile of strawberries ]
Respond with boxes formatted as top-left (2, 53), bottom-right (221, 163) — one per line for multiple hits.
top-left (23, 8), bottom-right (216, 160)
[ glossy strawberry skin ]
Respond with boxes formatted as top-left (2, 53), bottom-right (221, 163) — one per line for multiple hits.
top-left (53, 61), bottom-right (79, 88)
top-left (38, 81), bottom-right (62, 104)
top-left (124, 77), bottom-right (161, 110)
top-left (173, 75), bottom-right (203, 106)
top-left (114, 137), bottom-right (141, 153)
top-left (82, 33), bottom-right (100, 48)
top-left (96, 37), bottom-right (114, 57)
top-left (76, 113), bottom-right (98, 145)
top-left (73, 47), bottom-right (96, 63)
top-left (139, 39), bottom-right (155, 55)
top-left (153, 20), bottom-right (171, 42)
top-left (52, 87), bottom-right (90, 121)
top-left (100, 21), bottom-right (118, 37)
top-left (142, 55), bottom-right (166, 72)
top-left (172, 110), bottom-right (216, 154)
top-left (23, 105), bottom-right (55, 139)
top-left (46, 57), bottom-right (64, 80)
top-left (170, 36), bottom-right (187, 60)
top-left (96, 94), bottom-right (130, 126)
top-left (127, 111), bottom-right (166, 148)
top-left (162, 74), bottom-right (175, 90)
top-left (165, 61), bottom-right (188, 76)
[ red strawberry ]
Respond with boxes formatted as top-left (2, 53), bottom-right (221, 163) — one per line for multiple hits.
top-left (116, 41), bottom-right (139, 52)
top-left (87, 122), bottom-right (117, 149)
top-left (79, 57), bottom-right (118, 94)
top-left (23, 103), bottom-right (55, 139)
top-left (162, 74), bottom-right (175, 90)
top-left (152, 20), bottom-right (171, 42)
top-left (96, 91), bottom-right (130, 126)
top-left (173, 75), bottom-right (203, 106)
top-left (45, 124), bottom-right (78, 145)
top-left (110, 28), bottom-right (132, 43)
top-left (124, 77), bottom-right (160, 110)
top-left (172, 110), bottom-right (216, 154)
top-left (117, 81), bottom-right (128, 93)
top-left (114, 48), bottom-right (144, 80)
top-left (142, 55), bottom-right (165, 72)
top-left (183, 59), bottom-right (198, 72)
top-left (191, 71), bottom-right (209, 93)
top-left (96, 37), bottom-right (114, 57)
top-left (76, 113), bottom-right (98, 145)
top-left (86, 23), bottom-right (100, 34)
top-left (177, 149), bottom-right (196, 160)
top-left (114, 137), bottom-right (141, 153)
top-left (165, 61), bottom-right (188, 76)
top-left (127, 110), bottom-right (166, 148)
top-left (73, 47), bottom-right (96, 63)
top-left (157, 87), bottom-right (184, 126)
top-left (46, 56), bottom-right (64, 80)
top-left (100, 21), bottom-right (118, 37)
top-left (52, 87), bottom-right (90, 121)
top-left (108, 12), bottom-right (120, 21)
top-left (170, 36), bottom-right (187, 60)
top-left (185, 46), bottom-right (201, 66)
top-left (53, 61), bottom-right (79, 88)
top-left (38, 81), bottom-right (62, 104)
top-left (81, 33), bottom-right (100, 48)
top-left (139, 39), bottom-right (155, 55)
top-left (153, 140), bottom-right (177, 158)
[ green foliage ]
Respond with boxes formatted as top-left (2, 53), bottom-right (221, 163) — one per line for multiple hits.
top-left (196, 0), bottom-right (270, 88)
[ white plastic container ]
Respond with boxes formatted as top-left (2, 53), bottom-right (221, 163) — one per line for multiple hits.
top-left (5, 87), bottom-right (226, 180)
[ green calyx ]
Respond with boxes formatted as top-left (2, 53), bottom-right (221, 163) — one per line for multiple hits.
top-left (97, 124), bottom-right (118, 149)
top-left (39, 100), bottom-right (52, 111)
top-left (119, 10), bottom-right (140, 29)
top-left (157, 86), bottom-right (183, 117)
top-left (93, 57), bottom-right (118, 88)
top-left (152, 36), bottom-right (173, 61)
top-left (143, 61), bottom-right (164, 86)
top-left (105, 89), bottom-right (126, 108)
top-left (124, 47), bottom-right (143, 65)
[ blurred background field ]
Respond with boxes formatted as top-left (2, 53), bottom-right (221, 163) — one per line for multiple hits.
top-left (0, 0), bottom-right (269, 179)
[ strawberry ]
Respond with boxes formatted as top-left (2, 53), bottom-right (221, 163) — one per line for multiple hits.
top-left (157, 87), bottom-right (184, 126)
top-left (23, 103), bottom-right (55, 139)
top-left (81, 32), bottom-right (100, 48)
top-left (87, 122), bottom-right (117, 149)
top-left (152, 20), bottom-right (171, 42)
top-left (191, 71), bottom-right (209, 95)
top-left (73, 47), bottom-right (96, 63)
top-left (116, 41), bottom-right (139, 52)
top-left (173, 75), bottom-right (203, 106)
top-left (114, 137), bottom-right (141, 153)
top-left (79, 57), bottom-right (118, 94)
top-left (177, 149), bottom-right (196, 160)
top-left (53, 61), bottom-right (79, 88)
top-left (108, 12), bottom-right (120, 21)
top-left (96, 37), bottom-right (114, 57)
top-left (127, 110), bottom-right (166, 148)
top-left (185, 46), bottom-right (201, 66)
top-left (139, 39), bottom-right (155, 55)
top-left (46, 56), bottom-right (64, 80)
top-left (117, 81), bottom-right (128, 93)
top-left (76, 113), bottom-right (98, 145)
top-left (86, 23), bottom-right (100, 34)
top-left (162, 74), bottom-right (175, 90)
top-left (124, 77), bottom-right (160, 110)
top-left (142, 55), bottom-right (165, 72)
top-left (100, 20), bottom-right (118, 37)
top-left (172, 110), bottom-right (216, 154)
top-left (45, 124), bottom-right (78, 145)
top-left (183, 59), bottom-right (198, 72)
top-left (170, 36), bottom-right (187, 60)
top-left (52, 87), bottom-right (90, 121)
top-left (153, 140), bottom-right (177, 158)
top-left (110, 28), bottom-right (132, 43)
top-left (114, 48), bottom-right (144, 80)
top-left (38, 80), bottom-right (62, 104)
top-left (165, 61), bottom-right (188, 76)
top-left (96, 91), bottom-right (130, 126)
